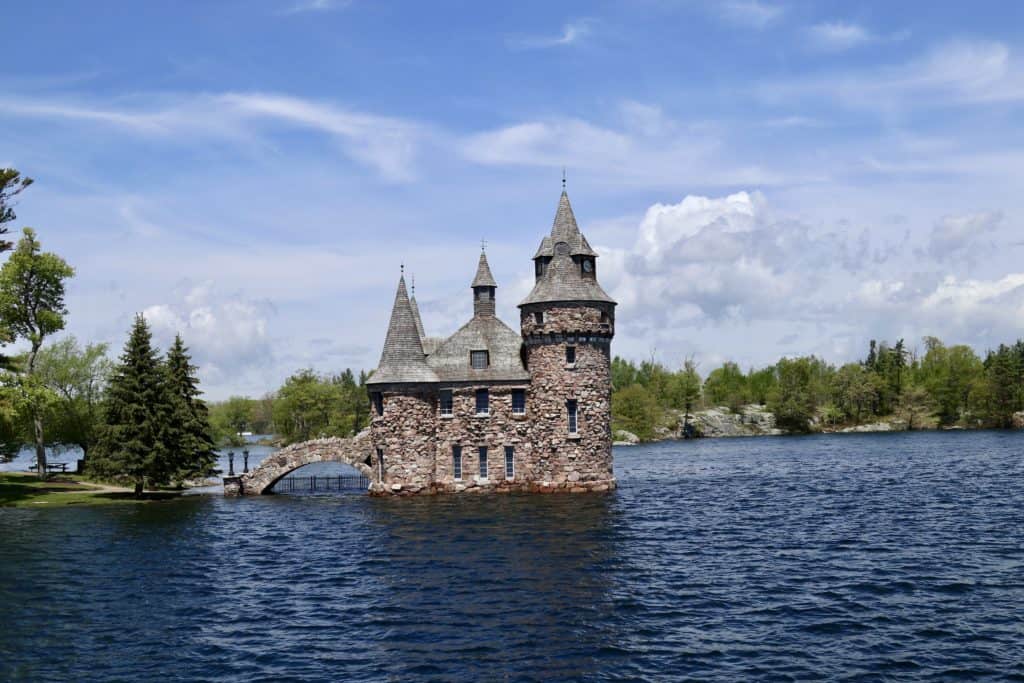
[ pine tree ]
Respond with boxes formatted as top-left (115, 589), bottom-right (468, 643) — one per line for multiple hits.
top-left (90, 315), bottom-right (174, 496)
top-left (165, 335), bottom-right (216, 482)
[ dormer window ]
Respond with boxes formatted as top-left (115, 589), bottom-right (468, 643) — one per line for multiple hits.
top-left (535, 261), bottom-right (544, 277)
top-left (471, 350), bottom-right (489, 369)
top-left (582, 259), bottom-right (594, 276)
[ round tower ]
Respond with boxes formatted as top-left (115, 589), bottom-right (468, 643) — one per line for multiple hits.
top-left (519, 189), bottom-right (617, 492)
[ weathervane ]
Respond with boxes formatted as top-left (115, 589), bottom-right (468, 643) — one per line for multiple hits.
top-left (562, 166), bottom-right (566, 190)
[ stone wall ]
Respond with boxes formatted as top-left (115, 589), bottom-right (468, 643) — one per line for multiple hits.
top-left (369, 391), bottom-right (437, 494)
top-left (520, 302), bottom-right (614, 338)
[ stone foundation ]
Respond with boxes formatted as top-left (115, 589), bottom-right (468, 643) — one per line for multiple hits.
top-left (368, 477), bottom-right (616, 496)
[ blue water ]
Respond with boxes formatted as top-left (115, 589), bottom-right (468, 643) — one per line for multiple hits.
top-left (2, 431), bottom-right (1023, 681)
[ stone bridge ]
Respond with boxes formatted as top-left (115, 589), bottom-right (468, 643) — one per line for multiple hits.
top-left (224, 431), bottom-right (374, 495)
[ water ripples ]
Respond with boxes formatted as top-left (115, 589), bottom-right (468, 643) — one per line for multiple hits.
top-left (1, 430), bottom-right (1023, 681)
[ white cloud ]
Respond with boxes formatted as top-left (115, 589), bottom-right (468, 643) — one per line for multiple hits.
top-left (759, 39), bottom-right (1024, 109)
top-left (808, 22), bottom-right (872, 51)
top-left (927, 211), bottom-right (1001, 260)
top-left (717, 1), bottom-right (783, 29)
top-left (142, 282), bottom-right (274, 395)
top-left (507, 20), bottom-right (592, 49)
top-left (0, 92), bottom-right (425, 182)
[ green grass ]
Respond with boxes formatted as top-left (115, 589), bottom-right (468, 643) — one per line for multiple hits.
top-left (0, 472), bottom-right (183, 508)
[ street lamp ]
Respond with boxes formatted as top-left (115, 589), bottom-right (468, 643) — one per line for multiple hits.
top-left (243, 450), bottom-right (250, 474)
top-left (228, 451), bottom-right (235, 477)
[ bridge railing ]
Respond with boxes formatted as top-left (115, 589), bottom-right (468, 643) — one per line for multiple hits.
top-left (273, 475), bottom-right (370, 493)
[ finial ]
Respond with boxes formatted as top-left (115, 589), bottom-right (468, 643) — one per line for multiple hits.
top-left (562, 166), bottom-right (566, 190)
top-left (400, 262), bottom-right (405, 277)
top-left (411, 273), bottom-right (416, 296)
top-left (481, 238), bottom-right (487, 253)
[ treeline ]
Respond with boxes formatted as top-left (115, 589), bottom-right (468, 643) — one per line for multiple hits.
top-left (0, 168), bottom-right (216, 494)
top-left (612, 337), bottom-right (1024, 440)
top-left (208, 368), bottom-right (370, 446)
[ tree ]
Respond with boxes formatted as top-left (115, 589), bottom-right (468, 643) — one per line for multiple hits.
top-left (210, 396), bottom-right (254, 446)
top-left (165, 335), bottom-right (217, 482)
top-left (0, 228), bottom-right (75, 475)
top-left (90, 315), bottom-right (174, 496)
top-left (0, 168), bottom-right (33, 252)
top-left (34, 337), bottom-right (111, 461)
top-left (273, 369), bottom-right (342, 443)
top-left (703, 362), bottom-right (749, 411)
top-left (831, 363), bottom-right (876, 424)
top-left (899, 383), bottom-right (933, 430)
top-left (769, 356), bottom-right (831, 432)
top-left (612, 384), bottom-right (660, 441)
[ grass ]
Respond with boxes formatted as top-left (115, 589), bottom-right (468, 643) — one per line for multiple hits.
top-left (0, 472), bottom-right (183, 508)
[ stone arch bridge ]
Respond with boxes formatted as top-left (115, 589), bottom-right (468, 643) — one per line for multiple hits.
top-left (224, 431), bottom-right (374, 495)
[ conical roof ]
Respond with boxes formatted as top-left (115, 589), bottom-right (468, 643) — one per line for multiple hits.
top-left (520, 190), bottom-right (616, 307)
top-left (549, 191), bottom-right (597, 257)
top-left (409, 293), bottom-right (427, 340)
top-left (471, 251), bottom-right (497, 288)
top-left (367, 275), bottom-right (438, 385)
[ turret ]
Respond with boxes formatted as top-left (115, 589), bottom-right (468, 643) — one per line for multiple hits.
top-left (472, 250), bottom-right (497, 317)
top-left (518, 188), bottom-right (617, 490)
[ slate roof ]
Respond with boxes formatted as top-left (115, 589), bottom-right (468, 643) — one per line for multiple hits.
top-left (426, 315), bottom-right (529, 382)
top-left (367, 275), bottom-right (439, 386)
top-left (471, 251), bottom-right (497, 288)
top-left (520, 190), bottom-right (616, 307)
top-left (409, 293), bottom-right (427, 340)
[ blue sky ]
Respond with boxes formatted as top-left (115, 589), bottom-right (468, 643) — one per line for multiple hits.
top-left (3, 0), bottom-right (1024, 398)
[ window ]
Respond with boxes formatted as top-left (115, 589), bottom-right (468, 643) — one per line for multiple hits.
top-left (376, 448), bottom-right (385, 480)
top-left (372, 393), bottom-right (384, 416)
top-left (600, 311), bottom-right (609, 324)
top-left (511, 389), bottom-right (526, 415)
top-left (479, 446), bottom-right (488, 478)
top-left (475, 389), bottom-right (489, 415)
top-left (452, 446), bottom-right (462, 480)
top-left (534, 311), bottom-right (544, 325)
top-left (440, 390), bottom-right (453, 416)
top-left (505, 446), bottom-right (515, 479)
top-left (567, 400), bottom-right (579, 435)
top-left (535, 260), bottom-right (544, 277)
top-left (471, 350), bottom-right (489, 369)
top-left (566, 346), bottom-right (576, 365)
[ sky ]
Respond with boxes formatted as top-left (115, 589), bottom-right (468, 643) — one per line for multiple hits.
top-left (2, 0), bottom-right (1024, 399)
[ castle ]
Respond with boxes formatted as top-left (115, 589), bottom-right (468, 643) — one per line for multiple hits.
top-left (365, 189), bottom-right (617, 495)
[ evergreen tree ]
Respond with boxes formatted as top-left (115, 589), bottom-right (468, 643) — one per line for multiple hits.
top-left (90, 315), bottom-right (174, 496)
top-left (165, 335), bottom-right (217, 482)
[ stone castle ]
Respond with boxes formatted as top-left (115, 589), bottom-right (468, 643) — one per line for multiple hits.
top-left (365, 189), bottom-right (617, 495)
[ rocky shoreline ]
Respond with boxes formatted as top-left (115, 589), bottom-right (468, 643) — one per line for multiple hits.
top-left (613, 405), bottom-right (1024, 445)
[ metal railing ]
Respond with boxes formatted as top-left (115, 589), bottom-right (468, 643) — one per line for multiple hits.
top-left (273, 475), bottom-right (369, 493)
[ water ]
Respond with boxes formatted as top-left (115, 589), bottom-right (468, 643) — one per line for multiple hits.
top-left (2, 431), bottom-right (1023, 681)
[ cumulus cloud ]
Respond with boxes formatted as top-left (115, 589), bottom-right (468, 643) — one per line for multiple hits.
top-left (926, 211), bottom-right (1002, 260)
top-left (594, 191), bottom-right (1024, 370)
top-left (142, 282), bottom-right (274, 394)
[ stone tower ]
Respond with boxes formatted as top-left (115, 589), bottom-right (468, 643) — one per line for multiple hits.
top-left (519, 190), bottom-right (617, 490)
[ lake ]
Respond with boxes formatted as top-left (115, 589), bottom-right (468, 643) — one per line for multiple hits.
top-left (1, 431), bottom-right (1022, 681)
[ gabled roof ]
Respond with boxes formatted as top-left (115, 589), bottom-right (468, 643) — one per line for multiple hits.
top-left (367, 275), bottom-right (439, 386)
top-left (471, 251), bottom-right (497, 288)
top-left (520, 190), bottom-right (616, 307)
top-left (426, 315), bottom-right (529, 382)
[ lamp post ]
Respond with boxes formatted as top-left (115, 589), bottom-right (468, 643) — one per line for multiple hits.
top-left (243, 449), bottom-right (250, 474)
top-left (228, 451), bottom-right (235, 477)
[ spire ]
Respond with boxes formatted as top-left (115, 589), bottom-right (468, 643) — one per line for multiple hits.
top-left (471, 250), bottom-right (497, 288)
top-left (409, 277), bottom-right (427, 340)
top-left (368, 273), bottom-right (438, 385)
top-left (520, 190), bottom-right (615, 307)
